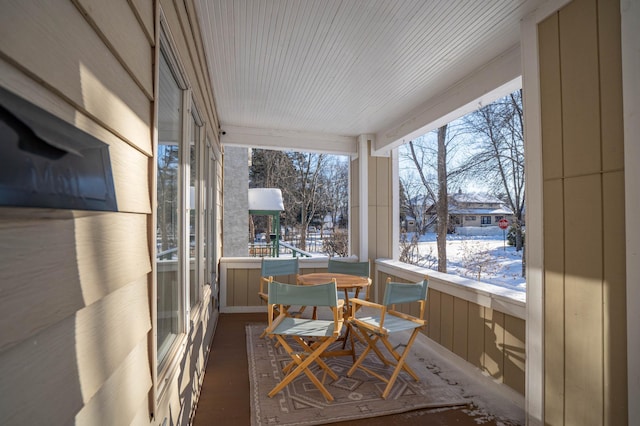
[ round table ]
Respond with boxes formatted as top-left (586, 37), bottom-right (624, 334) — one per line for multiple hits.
top-left (297, 272), bottom-right (371, 360)
top-left (297, 272), bottom-right (370, 291)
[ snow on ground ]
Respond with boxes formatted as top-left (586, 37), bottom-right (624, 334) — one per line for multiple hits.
top-left (411, 228), bottom-right (526, 293)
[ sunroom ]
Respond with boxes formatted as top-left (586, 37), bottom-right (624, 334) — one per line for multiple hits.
top-left (0, 1), bottom-right (638, 425)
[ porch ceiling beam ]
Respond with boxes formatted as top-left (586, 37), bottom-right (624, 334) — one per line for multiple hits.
top-left (220, 125), bottom-right (358, 155)
top-left (373, 45), bottom-right (522, 155)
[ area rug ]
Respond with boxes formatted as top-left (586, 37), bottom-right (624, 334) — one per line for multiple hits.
top-left (246, 323), bottom-right (468, 426)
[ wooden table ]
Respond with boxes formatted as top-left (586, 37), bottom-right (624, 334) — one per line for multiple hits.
top-left (297, 272), bottom-right (370, 301)
top-left (297, 272), bottom-right (371, 360)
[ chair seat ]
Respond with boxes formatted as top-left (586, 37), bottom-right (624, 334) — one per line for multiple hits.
top-left (353, 314), bottom-right (423, 334)
top-left (273, 317), bottom-right (338, 337)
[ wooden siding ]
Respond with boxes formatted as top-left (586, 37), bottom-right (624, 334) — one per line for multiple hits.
top-left (538, 0), bottom-right (627, 424)
top-left (0, 0), bottom-right (220, 425)
top-left (370, 155), bottom-right (393, 262)
top-left (0, 0), bottom-right (152, 155)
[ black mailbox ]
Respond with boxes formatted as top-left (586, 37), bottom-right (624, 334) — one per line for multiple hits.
top-left (0, 87), bottom-right (117, 211)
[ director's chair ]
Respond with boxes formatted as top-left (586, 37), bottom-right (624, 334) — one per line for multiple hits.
top-left (263, 278), bottom-right (344, 402)
top-left (347, 277), bottom-right (428, 399)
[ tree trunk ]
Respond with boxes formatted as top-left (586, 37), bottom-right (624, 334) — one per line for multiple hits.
top-left (436, 125), bottom-right (448, 273)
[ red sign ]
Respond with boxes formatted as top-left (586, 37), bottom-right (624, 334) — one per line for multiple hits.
top-left (498, 218), bottom-right (509, 230)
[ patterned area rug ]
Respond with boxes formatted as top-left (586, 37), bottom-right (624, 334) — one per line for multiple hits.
top-left (246, 323), bottom-right (468, 426)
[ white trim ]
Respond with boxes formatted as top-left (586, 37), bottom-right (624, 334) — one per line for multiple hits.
top-left (391, 148), bottom-right (400, 261)
top-left (374, 45), bottom-right (522, 153)
top-left (520, 1), bottom-right (571, 424)
top-left (357, 135), bottom-right (369, 260)
top-left (376, 259), bottom-right (526, 319)
top-left (220, 124), bottom-right (358, 155)
top-left (621, 0), bottom-right (640, 422)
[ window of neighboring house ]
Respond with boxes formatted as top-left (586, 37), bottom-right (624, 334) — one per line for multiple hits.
top-left (481, 216), bottom-right (491, 225)
top-left (465, 216), bottom-right (476, 221)
top-left (495, 215), bottom-right (504, 221)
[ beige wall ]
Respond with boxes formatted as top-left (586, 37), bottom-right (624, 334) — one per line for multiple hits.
top-left (539, 0), bottom-right (627, 424)
top-left (0, 0), bottom-right (220, 424)
top-left (368, 154), bottom-right (393, 261)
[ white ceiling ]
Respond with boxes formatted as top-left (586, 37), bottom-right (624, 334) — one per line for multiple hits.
top-left (195, 0), bottom-right (542, 155)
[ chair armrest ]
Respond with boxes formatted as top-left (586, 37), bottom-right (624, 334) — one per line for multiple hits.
top-left (349, 298), bottom-right (387, 326)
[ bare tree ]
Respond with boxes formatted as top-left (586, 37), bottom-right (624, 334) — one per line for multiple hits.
top-left (290, 152), bottom-right (326, 251)
top-left (462, 90), bottom-right (525, 254)
top-left (403, 124), bottom-right (458, 273)
top-left (435, 124), bottom-right (448, 273)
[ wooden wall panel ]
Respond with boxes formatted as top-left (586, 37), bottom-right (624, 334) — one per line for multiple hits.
top-left (483, 309), bottom-right (504, 381)
top-left (128, 0), bottom-right (155, 44)
top-left (427, 289), bottom-right (441, 342)
top-left (0, 1), bottom-right (151, 155)
top-left (452, 298), bottom-right (468, 359)
top-left (542, 180), bottom-right (565, 425)
top-left (563, 175), bottom-right (603, 424)
top-left (75, 277), bottom-right (151, 404)
top-left (602, 171), bottom-right (627, 426)
top-left (75, 337), bottom-right (152, 425)
top-left (538, 13), bottom-right (563, 180)
top-left (0, 304), bottom-right (83, 425)
top-left (467, 304), bottom-right (485, 369)
top-left (597, 0), bottom-right (624, 171)
top-left (74, 213), bottom-right (151, 305)
top-left (247, 269), bottom-right (261, 305)
top-left (375, 206), bottom-right (390, 260)
top-left (559, 0), bottom-right (601, 177)
top-left (440, 293), bottom-right (454, 351)
top-left (503, 315), bottom-right (526, 395)
top-left (74, 0), bottom-right (154, 98)
top-left (234, 268), bottom-right (250, 306)
top-left (0, 279), bottom-right (149, 425)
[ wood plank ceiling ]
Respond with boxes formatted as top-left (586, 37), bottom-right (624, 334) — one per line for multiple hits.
top-left (195, 0), bottom-right (542, 154)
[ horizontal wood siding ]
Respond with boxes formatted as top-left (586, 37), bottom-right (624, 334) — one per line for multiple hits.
top-left (538, 0), bottom-right (627, 423)
top-left (2, 0), bottom-right (221, 425)
top-left (0, 0), bottom-right (152, 155)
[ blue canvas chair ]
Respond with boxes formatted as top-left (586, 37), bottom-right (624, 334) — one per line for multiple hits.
top-left (263, 279), bottom-right (344, 402)
top-left (327, 258), bottom-right (372, 301)
top-left (258, 257), bottom-right (301, 317)
top-left (347, 277), bottom-right (428, 399)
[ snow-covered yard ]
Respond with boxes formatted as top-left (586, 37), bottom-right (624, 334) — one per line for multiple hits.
top-left (410, 227), bottom-right (526, 293)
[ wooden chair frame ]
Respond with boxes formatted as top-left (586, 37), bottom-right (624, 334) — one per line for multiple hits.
top-left (347, 277), bottom-right (428, 399)
top-left (263, 278), bottom-right (344, 402)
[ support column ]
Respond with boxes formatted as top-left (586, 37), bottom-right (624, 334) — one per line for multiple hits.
top-left (223, 146), bottom-right (249, 257)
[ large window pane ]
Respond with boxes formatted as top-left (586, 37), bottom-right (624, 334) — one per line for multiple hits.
top-left (157, 50), bottom-right (183, 367)
top-left (189, 114), bottom-right (201, 309)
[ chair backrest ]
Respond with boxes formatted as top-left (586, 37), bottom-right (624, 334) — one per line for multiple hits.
top-left (261, 257), bottom-right (299, 278)
top-left (268, 280), bottom-right (339, 307)
top-left (327, 258), bottom-right (370, 277)
top-left (383, 278), bottom-right (428, 306)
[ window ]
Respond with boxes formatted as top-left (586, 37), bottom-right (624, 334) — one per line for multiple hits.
top-left (157, 49), bottom-right (183, 368)
top-left (189, 107), bottom-right (203, 309)
top-left (481, 216), bottom-right (491, 225)
top-left (465, 216), bottom-right (476, 221)
top-left (156, 41), bottom-right (206, 372)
